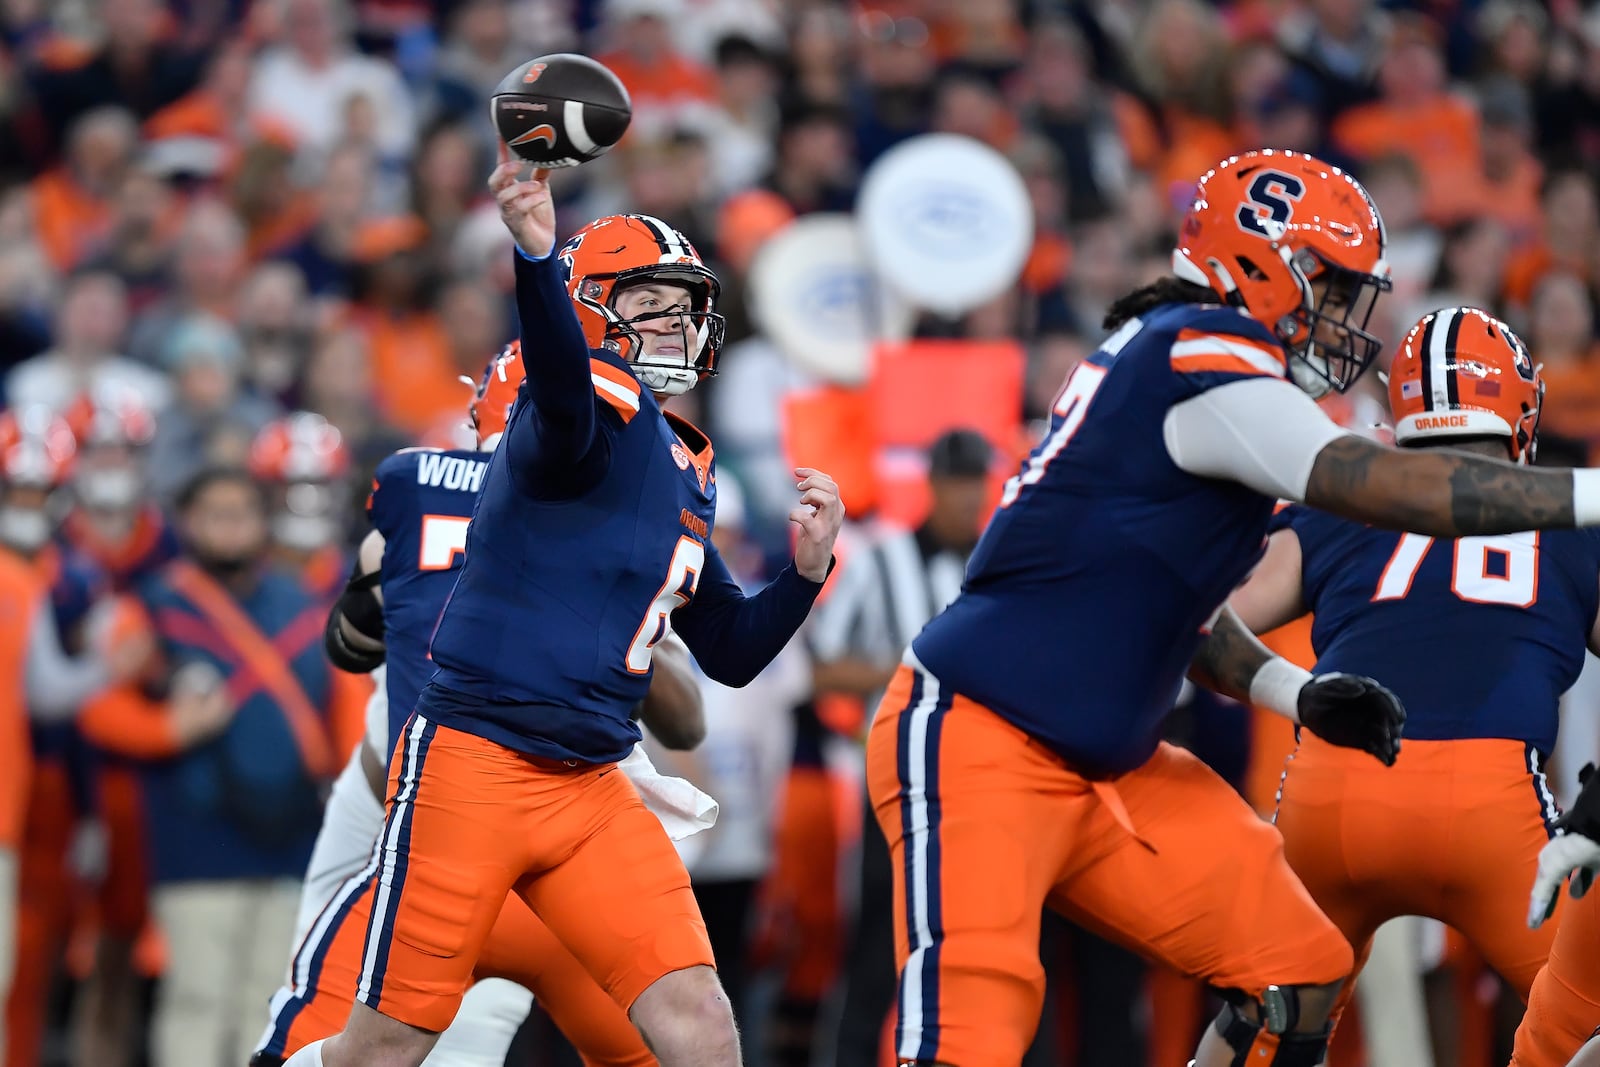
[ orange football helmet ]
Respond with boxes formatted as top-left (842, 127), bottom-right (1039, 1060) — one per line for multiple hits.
top-left (1175, 150), bottom-right (1392, 398)
top-left (249, 412), bottom-right (350, 484)
top-left (0, 407), bottom-right (76, 488)
top-left (470, 341), bottom-right (525, 449)
top-left (1389, 306), bottom-right (1544, 464)
top-left (555, 213), bottom-right (725, 396)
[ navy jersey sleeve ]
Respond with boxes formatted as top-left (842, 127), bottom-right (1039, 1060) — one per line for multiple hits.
top-left (505, 250), bottom-right (623, 500)
top-left (1165, 307), bottom-right (1292, 399)
top-left (672, 541), bottom-right (829, 688)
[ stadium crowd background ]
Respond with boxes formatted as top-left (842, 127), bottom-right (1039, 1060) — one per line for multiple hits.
top-left (0, 0), bottom-right (1599, 1064)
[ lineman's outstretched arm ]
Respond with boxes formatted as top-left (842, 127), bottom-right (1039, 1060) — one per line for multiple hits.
top-left (1189, 605), bottom-right (1403, 766)
top-left (324, 530), bottom-right (386, 673)
top-left (1164, 376), bottom-right (1600, 539)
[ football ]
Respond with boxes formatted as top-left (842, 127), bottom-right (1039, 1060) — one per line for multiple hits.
top-left (491, 54), bottom-right (632, 168)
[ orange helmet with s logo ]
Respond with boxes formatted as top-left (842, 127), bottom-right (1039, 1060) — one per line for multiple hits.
top-left (1175, 150), bottom-right (1392, 398)
top-left (1389, 306), bottom-right (1544, 464)
top-left (555, 214), bottom-right (725, 396)
top-left (469, 341), bottom-right (524, 449)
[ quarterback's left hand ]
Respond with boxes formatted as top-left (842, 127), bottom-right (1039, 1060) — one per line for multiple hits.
top-left (791, 467), bottom-right (844, 583)
top-left (1297, 672), bottom-right (1405, 766)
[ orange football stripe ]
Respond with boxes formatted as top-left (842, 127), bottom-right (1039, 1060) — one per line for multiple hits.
top-left (590, 359), bottom-right (641, 400)
top-left (1174, 327), bottom-right (1287, 370)
top-left (1169, 353), bottom-right (1278, 377)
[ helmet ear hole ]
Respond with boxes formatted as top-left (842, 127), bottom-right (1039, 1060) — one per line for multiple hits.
top-left (1234, 255), bottom-right (1270, 283)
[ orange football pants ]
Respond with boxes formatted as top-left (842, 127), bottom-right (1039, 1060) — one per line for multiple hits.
top-left (1274, 732), bottom-right (1561, 1026)
top-left (352, 716), bottom-right (713, 1032)
top-left (263, 875), bottom-right (654, 1065)
top-left (1512, 878), bottom-right (1600, 1067)
top-left (866, 662), bottom-right (1351, 1067)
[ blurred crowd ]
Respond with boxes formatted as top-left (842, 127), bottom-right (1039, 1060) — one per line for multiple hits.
top-left (0, 0), bottom-right (1598, 1065)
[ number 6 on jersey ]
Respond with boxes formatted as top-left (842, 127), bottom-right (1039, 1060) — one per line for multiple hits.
top-left (627, 537), bottom-right (705, 673)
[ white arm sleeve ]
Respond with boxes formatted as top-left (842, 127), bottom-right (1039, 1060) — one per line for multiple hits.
top-left (25, 601), bottom-right (109, 723)
top-left (1162, 377), bottom-right (1353, 502)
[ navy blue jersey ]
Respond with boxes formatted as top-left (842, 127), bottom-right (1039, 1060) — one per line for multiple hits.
top-left (416, 250), bottom-right (825, 764)
top-left (913, 303), bottom-right (1297, 775)
top-left (1278, 505), bottom-right (1600, 753)
top-left (366, 446), bottom-right (488, 744)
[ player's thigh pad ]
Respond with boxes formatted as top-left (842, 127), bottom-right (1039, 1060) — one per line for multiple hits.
top-left (1513, 890), bottom-right (1600, 1067)
top-left (865, 664), bottom-right (1095, 1067)
top-left (1052, 742), bottom-right (1352, 996)
top-left (357, 718), bottom-right (532, 1031)
top-left (518, 766), bottom-right (713, 1013)
top-left (475, 896), bottom-right (653, 1067)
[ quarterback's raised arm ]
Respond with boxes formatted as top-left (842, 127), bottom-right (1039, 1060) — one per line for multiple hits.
top-left (491, 151), bottom-right (612, 495)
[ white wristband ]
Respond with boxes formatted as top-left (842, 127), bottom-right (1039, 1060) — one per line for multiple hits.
top-left (1575, 469), bottom-right (1600, 527)
top-left (1249, 658), bottom-right (1314, 723)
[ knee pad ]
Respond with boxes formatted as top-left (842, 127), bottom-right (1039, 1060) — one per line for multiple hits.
top-left (1213, 998), bottom-right (1331, 1067)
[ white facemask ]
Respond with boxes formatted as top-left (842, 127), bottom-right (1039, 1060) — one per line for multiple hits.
top-left (0, 507), bottom-right (51, 552)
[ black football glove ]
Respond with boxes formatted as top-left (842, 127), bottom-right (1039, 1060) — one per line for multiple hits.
top-left (1296, 672), bottom-right (1405, 766)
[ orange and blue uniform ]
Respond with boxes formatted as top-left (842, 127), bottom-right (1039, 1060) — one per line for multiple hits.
top-left (1269, 504), bottom-right (1600, 1014)
top-left (257, 442), bottom-right (654, 1065)
top-left (869, 303), bottom-right (1354, 1067)
top-left (348, 246), bottom-right (825, 1030)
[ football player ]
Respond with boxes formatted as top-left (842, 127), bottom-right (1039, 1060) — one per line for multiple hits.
top-left (1226, 307), bottom-right (1600, 1045)
top-left (1518, 753), bottom-right (1600, 1065)
top-left (863, 149), bottom-right (1600, 1067)
top-left (294, 150), bottom-right (843, 1067)
top-left (252, 344), bottom-right (713, 1067)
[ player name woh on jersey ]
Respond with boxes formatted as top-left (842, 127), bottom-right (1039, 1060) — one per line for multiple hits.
top-left (416, 453), bottom-right (488, 492)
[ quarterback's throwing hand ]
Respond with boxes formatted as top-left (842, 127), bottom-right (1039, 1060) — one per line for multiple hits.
top-left (1297, 672), bottom-right (1405, 766)
top-left (489, 140), bottom-right (556, 259)
top-left (791, 467), bottom-right (844, 583)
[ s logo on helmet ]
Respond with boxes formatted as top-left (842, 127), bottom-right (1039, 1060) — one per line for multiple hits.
top-left (522, 62), bottom-right (548, 84)
top-left (1236, 171), bottom-right (1307, 240)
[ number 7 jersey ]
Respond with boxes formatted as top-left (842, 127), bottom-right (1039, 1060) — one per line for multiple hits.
top-left (911, 302), bottom-right (1291, 776)
top-left (1278, 504), bottom-right (1600, 754)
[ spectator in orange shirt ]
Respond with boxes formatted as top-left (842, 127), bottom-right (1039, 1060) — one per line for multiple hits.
top-left (597, 0), bottom-right (718, 139)
top-left (142, 40), bottom-right (258, 162)
top-left (1525, 271), bottom-right (1600, 463)
top-left (1500, 168), bottom-right (1599, 312)
top-left (29, 107), bottom-right (136, 274)
top-left (1475, 78), bottom-right (1545, 242)
top-left (1332, 13), bottom-right (1485, 224)
top-left (1126, 0), bottom-right (1237, 197)
top-left (347, 217), bottom-right (460, 436)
